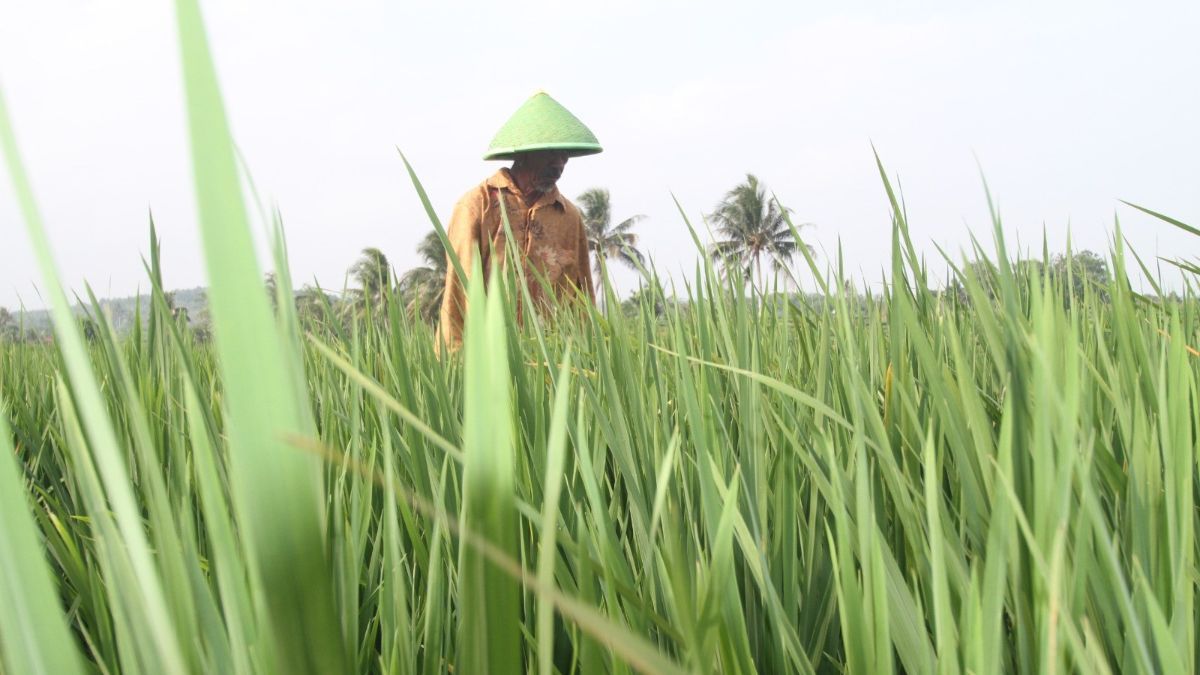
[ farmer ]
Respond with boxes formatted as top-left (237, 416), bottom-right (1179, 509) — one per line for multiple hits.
top-left (436, 91), bottom-right (599, 351)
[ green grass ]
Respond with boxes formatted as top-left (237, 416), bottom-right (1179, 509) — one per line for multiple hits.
top-left (2, 3), bottom-right (1200, 673)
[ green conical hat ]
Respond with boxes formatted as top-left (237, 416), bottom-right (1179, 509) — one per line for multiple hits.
top-left (483, 91), bottom-right (602, 160)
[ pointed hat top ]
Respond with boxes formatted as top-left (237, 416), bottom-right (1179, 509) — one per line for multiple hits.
top-left (484, 91), bottom-right (602, 161)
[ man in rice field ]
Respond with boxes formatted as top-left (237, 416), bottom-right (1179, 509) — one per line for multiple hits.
top-left (436, 91), bottom-right (598, 352)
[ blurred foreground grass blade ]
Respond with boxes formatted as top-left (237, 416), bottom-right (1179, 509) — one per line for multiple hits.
top-left (0, 411), bottom-right (85, 675)
top-left (172, 1), bottom-right (348, 672)
top-left (398, 148), bottom-right (467, 287)
top-left (456, 263), bottom-right (522, 674)
top-left (181, 374), bottom-right (258, 675)
top-left (0, 83), bottom-right (187, 674)
top-left (537, 352), bottom-right (574, 675)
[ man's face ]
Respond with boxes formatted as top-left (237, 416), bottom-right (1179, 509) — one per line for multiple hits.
top-left (525, 151), bottom-right (568, 193)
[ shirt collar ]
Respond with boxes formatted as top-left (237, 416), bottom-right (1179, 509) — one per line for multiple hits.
top-left (486, 168), bottom-right (564, 210)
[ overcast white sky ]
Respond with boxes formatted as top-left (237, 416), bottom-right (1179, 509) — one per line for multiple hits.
top-left (1, 0), bottom-right (1198, 310)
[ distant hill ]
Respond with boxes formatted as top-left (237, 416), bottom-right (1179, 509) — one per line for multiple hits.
top-left (2, 287), bottom-right (209, 335)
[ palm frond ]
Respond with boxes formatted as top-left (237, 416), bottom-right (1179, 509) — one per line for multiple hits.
top-left (415, 231), bottom-right (447, 269)
top-left (708, 175), bottom-right (815, 272)
top-left (614, 246), bottom-right (645, 269)
top-left (612, 215), bottom-right (647, 235)
top-left (577, 188), bottom-right (612, 234)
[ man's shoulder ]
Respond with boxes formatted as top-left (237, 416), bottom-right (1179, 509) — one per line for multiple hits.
top-left (556, 194), bottom-right (583, 221)
top-left (462, 179), bottom-right (494, 202)
top-left (452, 179), bottom-right (494, 212)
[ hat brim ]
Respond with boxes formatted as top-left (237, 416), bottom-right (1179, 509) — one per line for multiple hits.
top-left (483, 142), bottom-right (603, 161)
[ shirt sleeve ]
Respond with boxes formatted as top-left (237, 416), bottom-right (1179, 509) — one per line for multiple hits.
top-left (436, 192), bottom-right (484, 353)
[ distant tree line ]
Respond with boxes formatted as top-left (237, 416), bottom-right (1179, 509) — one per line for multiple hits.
top-left (2, 176), bottom-right (1179, 345)
top-left (946, 250), bottom-right (1114, 307)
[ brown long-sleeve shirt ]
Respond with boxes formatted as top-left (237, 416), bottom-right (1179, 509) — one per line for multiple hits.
top-left (436, 168), bottom-right (594, 351)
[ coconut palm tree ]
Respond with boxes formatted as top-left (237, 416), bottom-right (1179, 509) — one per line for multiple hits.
top-left (346, 247), bottom-right (393, 314)
top-left (577, 188), bottom-right (646, 308)
top-left (295, 284), bottom-right (334, 326)
top-left (0, 307), bottom-right (14, 341)
top-left (708, 174), bottom-right (812, 287)
top-left (262, 272), bottom-right (280, 312)
top-left (399, 231), bottom-right (448, 323)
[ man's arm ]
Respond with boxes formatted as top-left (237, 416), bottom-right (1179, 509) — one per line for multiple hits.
top-left (435, 192), bottom-right (483, 353)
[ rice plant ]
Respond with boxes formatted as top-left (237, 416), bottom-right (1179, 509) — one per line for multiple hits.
top-left (1, 2), bottom-right (1198, 674)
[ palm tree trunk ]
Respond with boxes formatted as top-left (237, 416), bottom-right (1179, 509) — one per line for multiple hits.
top-left (596, 253), bottom-right (607, 315)
top-left (755, 251), bottom-right (765, 298)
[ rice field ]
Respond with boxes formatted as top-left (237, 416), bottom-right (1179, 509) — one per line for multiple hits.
top-left (2, 2), bottom-right (1199, 674)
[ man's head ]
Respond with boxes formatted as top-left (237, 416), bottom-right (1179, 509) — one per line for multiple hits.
top-left (511, 150), bottom-right (568, 195)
